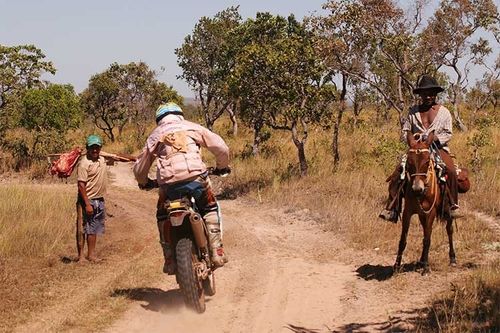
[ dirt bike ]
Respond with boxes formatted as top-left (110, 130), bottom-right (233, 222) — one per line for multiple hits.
top-left (161, 167), bottom-right (229, 313)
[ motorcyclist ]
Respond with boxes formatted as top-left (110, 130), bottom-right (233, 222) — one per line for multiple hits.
top-left (133, 102), bottom-right (230, 274)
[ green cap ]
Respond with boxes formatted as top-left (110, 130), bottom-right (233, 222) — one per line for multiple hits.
top-left (86, 134), bottom-right (102, 147)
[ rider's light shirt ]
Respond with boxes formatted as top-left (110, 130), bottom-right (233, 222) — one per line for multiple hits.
top-left (133, 115), bottom-right (229, 186)
top-left (402, 104), bottom-right (452, 152)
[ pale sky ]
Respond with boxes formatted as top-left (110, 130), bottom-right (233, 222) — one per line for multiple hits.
top-left (0, 0), bottom-right (326, 97)
top-left (1, 1), bottom-right (497, 98)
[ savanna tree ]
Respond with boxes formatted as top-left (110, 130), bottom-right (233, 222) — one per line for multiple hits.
top-left (420, 0), bottom-right (499, 131)
top-left (81, 62), bottom-right (182, 142)
top-left (110, 62), bottom-right (183, 141)
top-left (231, 13), bottom-right (330, 175)
top-left (80, 69), bottom-right (122, 142)
top-left (0, 44), bottom-right (55, 133)
top-left (17, 84), bottom-right (81, 164)
top-left (309, 0), bottom-right (438, 163)
top-left (176, 7), bottom-right (241, 132)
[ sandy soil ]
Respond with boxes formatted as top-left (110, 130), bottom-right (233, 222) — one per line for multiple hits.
top-left (102, 162), bottom-right (463, 333)
top-left (13, 161), bottom-right (497, 333)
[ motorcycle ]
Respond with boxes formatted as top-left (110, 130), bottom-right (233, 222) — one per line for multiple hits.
top-left (142, 167), bottom-right (229, 313)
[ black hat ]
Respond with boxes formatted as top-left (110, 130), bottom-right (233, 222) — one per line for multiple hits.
top-left (413, 75), bottom-right (444, 94)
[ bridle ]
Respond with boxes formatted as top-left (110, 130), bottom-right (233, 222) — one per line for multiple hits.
top-left (407, 147), bottom-right (438, 214)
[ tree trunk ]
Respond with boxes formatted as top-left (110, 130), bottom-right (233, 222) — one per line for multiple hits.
top-left (332, 74), bottom-right (347, 166)
top-left (227, 105), bottom-right (238, 136)
top-left (252, 119), bottom-right (263, 156)
top-left (452, 102), bottom-right (468, 131)
top-left (292, 120), bottom-right (308, 177)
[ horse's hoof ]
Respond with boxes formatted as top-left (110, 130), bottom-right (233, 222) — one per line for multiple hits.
top-left (416, 261), bottom-right (424, 269)
top-left (393, 264), bottom-right (401, 274)
top-left (450, 259), bottom-right (457, 267)
top-left (421, 266), bottom-right (431, 275)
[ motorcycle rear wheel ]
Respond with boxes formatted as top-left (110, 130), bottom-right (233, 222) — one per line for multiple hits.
top-left (176, 238), bottom-right (205, 313)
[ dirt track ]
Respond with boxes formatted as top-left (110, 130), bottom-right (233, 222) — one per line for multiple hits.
top-left (13, 162), bottom-right (492, 332)
top-left (102, 162), bottom-right (466, 333)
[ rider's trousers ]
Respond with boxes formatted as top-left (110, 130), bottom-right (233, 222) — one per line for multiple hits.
top-left (385, 148), bottom-right (459, 211)
top-left (156, 172), bottom-right (223, 256)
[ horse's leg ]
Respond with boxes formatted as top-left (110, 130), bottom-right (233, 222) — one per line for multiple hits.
top-left (394, 209), bottom-right (411, 271)
top-left (419, 213), bottom-right (434, 275)
top-left (446, 217), bottom-right (457, 266)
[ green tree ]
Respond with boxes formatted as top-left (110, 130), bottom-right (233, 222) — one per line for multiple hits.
top-left (0, 44), bottom-right (55, 133)
top-left (309, 0), bottom-right (436, 163)
top-left (81, 62), bottom-right (182, 142)
top-left (17, 84), bottom-right (81, 164)
top-left (176, 7), bottom-right (241, 131)
top-left (80, 69), bottom-right (121, 142)
top-left (231, 13), bottom-right (330, 175)
top-left (420, 0), bottom-right (499, 131)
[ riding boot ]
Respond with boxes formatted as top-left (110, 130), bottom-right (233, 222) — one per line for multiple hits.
top-left (157, 205), bottom-right (175, 274)
top-left (204, 211), bottom-right (228, 267)
top-left (160, 241), bottom-right (175, 274)
top-left (439, 150), bottom-right (463, 219)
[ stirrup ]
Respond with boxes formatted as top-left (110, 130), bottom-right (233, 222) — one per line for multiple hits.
top-left (449, 206), bottom-right (464, 219)
top-left (378, 209), bottom-right (398, 223)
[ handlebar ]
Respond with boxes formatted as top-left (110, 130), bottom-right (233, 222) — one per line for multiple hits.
top-left (207, 166), bottom-right (231, 177)
top-left (138, 166), bottom-right (231, 190)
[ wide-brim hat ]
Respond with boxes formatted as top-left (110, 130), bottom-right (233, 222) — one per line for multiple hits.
top-left (413, 75), bottom-right (444, 94)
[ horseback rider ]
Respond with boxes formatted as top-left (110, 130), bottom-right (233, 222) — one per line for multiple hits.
top-left (379, 75), bottom-right (462, 222)
top-left (133, 102), bottom-right (230, 274)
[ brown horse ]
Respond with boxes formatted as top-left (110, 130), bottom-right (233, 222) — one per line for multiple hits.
top-left (394, 133), bottom-right (456, 275)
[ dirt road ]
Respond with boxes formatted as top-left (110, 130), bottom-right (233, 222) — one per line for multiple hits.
top-left (102, 162), bottom-right (465, 333)
top-left (13, 162), bottom-right (486, 332)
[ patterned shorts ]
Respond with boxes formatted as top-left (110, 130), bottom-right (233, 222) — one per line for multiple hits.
top-left (83, 198), bottom-right (105, 235)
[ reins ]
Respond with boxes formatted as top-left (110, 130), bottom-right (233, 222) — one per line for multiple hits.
top-left (407, 147), bottom-right (439, 215)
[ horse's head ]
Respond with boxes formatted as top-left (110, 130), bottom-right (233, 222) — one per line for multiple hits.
top-left (407, 132), bottom-right (435, 195)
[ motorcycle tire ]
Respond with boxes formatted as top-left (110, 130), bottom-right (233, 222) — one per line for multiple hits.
top-left (203, 271), bottom-right (216, 296)
top-left (176, 238), bottom-right (206, 313)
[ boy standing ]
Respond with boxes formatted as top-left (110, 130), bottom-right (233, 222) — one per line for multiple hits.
top-left (76, 134), bottom-right (107, 262)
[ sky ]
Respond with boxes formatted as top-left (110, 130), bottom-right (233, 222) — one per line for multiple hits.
top-left (1, 1), bottom-right (497, 98)
top-left (0, 0), bottom-right (326, 98)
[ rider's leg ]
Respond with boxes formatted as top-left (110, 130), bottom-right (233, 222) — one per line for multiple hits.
top-left (438, 150), bottom-right (461, 218)
top-left (197, 176), bottom-right (227, 267)
top-left (157, 189), bottom-right (174, 274)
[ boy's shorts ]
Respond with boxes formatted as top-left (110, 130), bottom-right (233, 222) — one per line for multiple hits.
top-left (82, 198), bottom-right (105, 235)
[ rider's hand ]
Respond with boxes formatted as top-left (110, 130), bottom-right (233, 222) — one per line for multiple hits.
top-left (212, 166), bottom-right (231, 177)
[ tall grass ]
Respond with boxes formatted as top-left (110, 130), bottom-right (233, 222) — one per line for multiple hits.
top-left (419, 260), bottom-right (500, 332)
top-left (0, 184), bottom-right (75, 258)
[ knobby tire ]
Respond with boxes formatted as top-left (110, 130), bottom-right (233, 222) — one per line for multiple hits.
top-left (176, 238), bottom-right (205, 313)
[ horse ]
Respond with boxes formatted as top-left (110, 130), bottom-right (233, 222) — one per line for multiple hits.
top-left (394, 132), bottom-right (456, 275)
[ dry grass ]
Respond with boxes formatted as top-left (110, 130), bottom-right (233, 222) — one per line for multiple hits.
top-left (0, 108), bottom-right (498, 331)
top-left (0, 184), bottom-right (75, 257)
top-left (0, 185), bottom-right (162, 332)
top-left (416, 260), bottom-right (500, 332)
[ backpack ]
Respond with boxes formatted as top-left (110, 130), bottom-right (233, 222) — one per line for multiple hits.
top-left (50, 147), bottom-right (83, 178)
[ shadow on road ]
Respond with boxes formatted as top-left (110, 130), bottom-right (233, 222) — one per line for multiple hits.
top-left (286, 309), bottom-right (423, 332)
top-left (356, 263), bottom-right (418, 281)
top-left (111, 287), bottom-right (185, 312)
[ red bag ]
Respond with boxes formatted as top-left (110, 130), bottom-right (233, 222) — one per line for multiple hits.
top-left (457, 167), bottom-right (471, 194)
top-left (50, 147), bottom-right (83, 178)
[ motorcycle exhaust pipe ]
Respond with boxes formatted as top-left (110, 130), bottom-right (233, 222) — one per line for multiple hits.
top-left (190, 213), bottom-right (208, 249)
